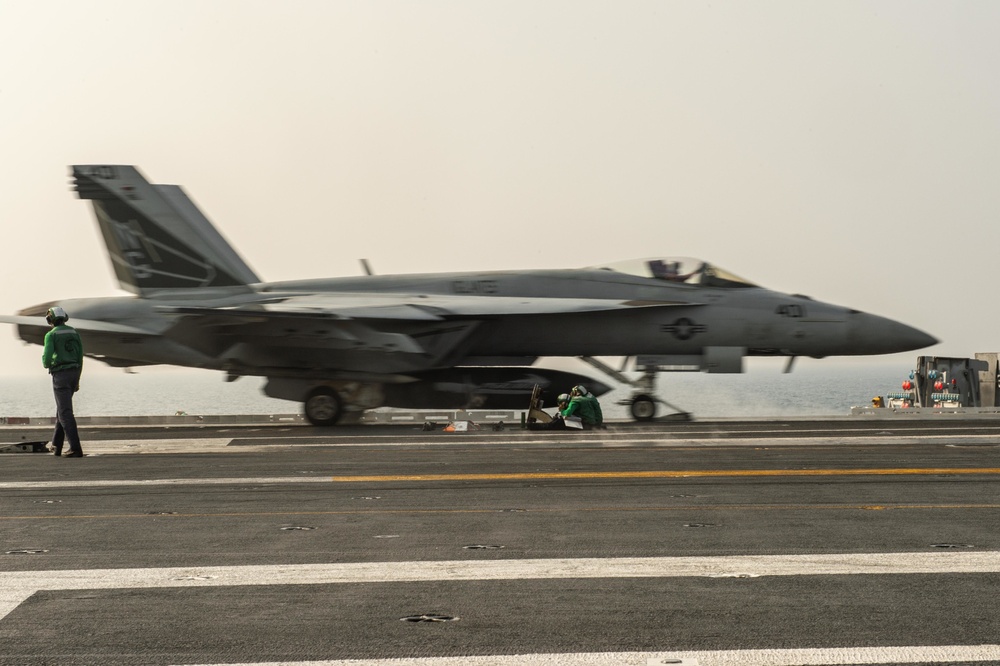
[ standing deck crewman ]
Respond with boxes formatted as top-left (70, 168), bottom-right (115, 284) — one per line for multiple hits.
top-left (42, 307), bottom-right (84, 457)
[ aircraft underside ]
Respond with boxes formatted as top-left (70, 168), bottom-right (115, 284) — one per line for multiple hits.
top-left (261, 365), bottom-right (614, 426)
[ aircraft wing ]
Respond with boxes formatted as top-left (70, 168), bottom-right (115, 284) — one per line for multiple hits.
top-left (155, 294), bottom-right (703, 371)
top-left (160, 292), bottom-right (700, 321)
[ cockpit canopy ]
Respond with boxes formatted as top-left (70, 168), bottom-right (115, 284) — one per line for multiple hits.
top-left (591, 257), bottom-right (758, 288)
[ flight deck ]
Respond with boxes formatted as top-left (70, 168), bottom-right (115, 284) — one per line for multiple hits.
top-left (1, 418), bottom-right (999, 665)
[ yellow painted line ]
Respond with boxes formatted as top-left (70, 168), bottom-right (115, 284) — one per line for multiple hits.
top-left (332, 467), bottom-right (1000, 482)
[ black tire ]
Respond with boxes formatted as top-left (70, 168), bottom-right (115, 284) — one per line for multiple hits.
top-left (630, 394), bottom-right (657, 421)
top-left (304, 387), bottom-right (342, 426)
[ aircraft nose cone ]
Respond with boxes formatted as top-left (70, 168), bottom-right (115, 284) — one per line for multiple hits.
top-left (852, 312), bottom-right (938, 354)
top-left (903, 326), bottom-right (939, 351)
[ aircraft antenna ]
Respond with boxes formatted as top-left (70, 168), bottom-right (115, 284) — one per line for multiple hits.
top-left (784, 356), bottom-right (797, 373)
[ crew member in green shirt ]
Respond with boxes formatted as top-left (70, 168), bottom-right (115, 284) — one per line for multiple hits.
top-left (571, 385), bottom-right (604, 428)
top-left (560, 388), bottom-right (601, 429)
top-left (42, 307), bottom-right (84, 457)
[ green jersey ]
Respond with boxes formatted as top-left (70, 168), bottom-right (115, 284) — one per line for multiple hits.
top-left (584, 394), bottom-right (603, 425)
top-left (42, 324), bottom-right (84, 374)
top-left (561, 395), bottom-right (600, 426)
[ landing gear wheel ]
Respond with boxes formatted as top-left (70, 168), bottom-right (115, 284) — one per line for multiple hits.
top-left (304, 387), bottom-right (342, 426)
top-left (630, 394), bottom-right (657, 421)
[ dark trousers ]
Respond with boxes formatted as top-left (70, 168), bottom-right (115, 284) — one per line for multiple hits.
top-left (51, 367), bottom-right (82, 455)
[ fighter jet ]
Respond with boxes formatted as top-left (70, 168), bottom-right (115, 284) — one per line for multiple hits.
top-left (1, 165), bottom-right (937, 424)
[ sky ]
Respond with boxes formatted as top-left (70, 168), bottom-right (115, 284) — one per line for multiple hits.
top-left (1, 1), bottom-right (998, 380)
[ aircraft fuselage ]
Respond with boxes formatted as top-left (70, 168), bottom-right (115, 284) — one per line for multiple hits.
top-left (17, 268), bottom-right (932, 377)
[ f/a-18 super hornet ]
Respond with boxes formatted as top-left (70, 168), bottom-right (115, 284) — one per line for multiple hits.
top-left (0, 165), bottom-right (937, 424)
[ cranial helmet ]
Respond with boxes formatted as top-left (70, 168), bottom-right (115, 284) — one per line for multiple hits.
top-left (557, 393), bottom-right (570, 404)
top-left (572, 385), bottom-right (589, 397)
top-left (45, 306), bottom-right (68, 325)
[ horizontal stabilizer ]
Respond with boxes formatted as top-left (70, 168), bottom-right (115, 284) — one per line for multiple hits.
top-left (0, 315), bottom-right (156, 336)
top-left (0, 314), bottom-right (160, 350)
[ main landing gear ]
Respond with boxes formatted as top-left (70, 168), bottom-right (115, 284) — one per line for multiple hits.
top-left (304, 387), bottom-right (343, 427)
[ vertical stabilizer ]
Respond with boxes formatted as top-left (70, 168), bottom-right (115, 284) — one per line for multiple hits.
top-left (71, 165), bottom-right (260, 294)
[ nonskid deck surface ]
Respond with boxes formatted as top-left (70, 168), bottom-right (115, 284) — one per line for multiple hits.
top-left (1, 420), bottom-right (998, 665)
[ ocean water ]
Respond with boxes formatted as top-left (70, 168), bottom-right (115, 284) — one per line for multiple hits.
top-left (0, 360), bottom-right (913, 421)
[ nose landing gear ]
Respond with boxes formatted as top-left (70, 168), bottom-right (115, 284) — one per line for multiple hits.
top-left (580, 357), bottom-right (693, 422)
top-left (629, 394), bottom-right (658, 421)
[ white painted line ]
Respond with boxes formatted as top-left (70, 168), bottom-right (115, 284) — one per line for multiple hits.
top-left (0, 589), bottom-right (36, 625)
top-left (2, 551), bottom-right (999, 622)
top-left (237, 432), bottom-right (1000, 445)
top-left (0, 476), bottom-right (332, 489)
top-left (67, 438), bottom-right (236, 455)
top-left (168, 644), bottom-right (1000, 665)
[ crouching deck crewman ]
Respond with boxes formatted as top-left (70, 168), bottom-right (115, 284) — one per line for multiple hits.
top-left (561, 386), bottom-right (603, 429)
